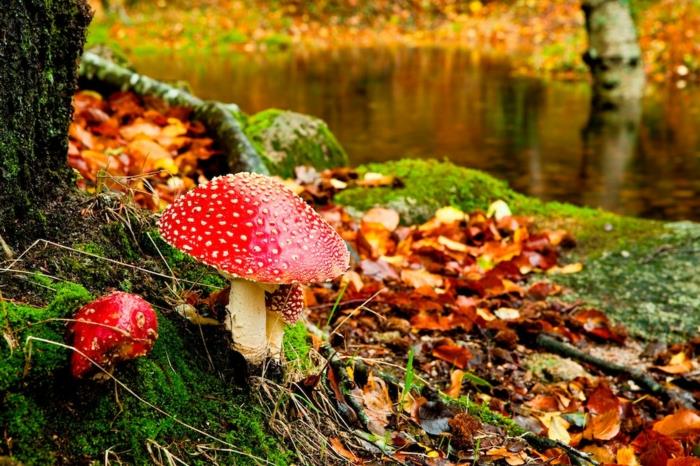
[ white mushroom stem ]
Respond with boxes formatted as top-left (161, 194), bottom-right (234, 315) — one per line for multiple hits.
top-left (266, 310), bottom-right (286, 362)
top-left (225, 278), bottom-right (268, 365)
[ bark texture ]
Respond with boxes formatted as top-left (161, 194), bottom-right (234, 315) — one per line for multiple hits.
top-left (0, 0), bottom-right (92, 246)
top-left (0, 0), bottom-right (92, 248)
top-left (582, 0), bottom-right (645, 107)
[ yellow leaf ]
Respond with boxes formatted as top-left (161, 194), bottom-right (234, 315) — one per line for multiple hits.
top-left (437, 235), bottom-right (468, 252)
top-left (538, 413), bottom-right (571, 444)
top-left (617, 446), bottom-right (640, 466)
top-left (494, 307), bottom-right (520, 320)
top-left (487, 200), bottom-right (512, 220)
top-left (434, 206), bottom-right (467, 224)
top-left (547, 263), bottom-right (583, 275)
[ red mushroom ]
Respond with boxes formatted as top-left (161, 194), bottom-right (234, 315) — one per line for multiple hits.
top-left (69, 291), bottom-right (159, 378)
top-left (265, 283), bottom-right (305, 356)
top-left (158, 172), bottom-right (349, 364)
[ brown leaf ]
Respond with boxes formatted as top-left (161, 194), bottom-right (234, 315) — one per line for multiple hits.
top-left (631, 430), bottom-right (683, 466)
top-left (329, 437), bottom-right (360, 463)
top-left (432, 339), bottom-right (472, 369)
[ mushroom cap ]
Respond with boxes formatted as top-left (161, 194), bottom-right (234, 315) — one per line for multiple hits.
top-left (158, 172), bottom-right (350, 284)
top-left (266, 284), bottom-right (305, 324)
top-left (69, 292), bottom-right (159, 378)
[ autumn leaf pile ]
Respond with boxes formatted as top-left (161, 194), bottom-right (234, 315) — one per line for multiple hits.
top-left (68, 90), bottom-right (220, 210)
top-left (279, 168), bottom-right (700, 465)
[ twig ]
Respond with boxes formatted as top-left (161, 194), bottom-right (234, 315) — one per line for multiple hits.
top-left (536, 333), bottom-right (696, 409)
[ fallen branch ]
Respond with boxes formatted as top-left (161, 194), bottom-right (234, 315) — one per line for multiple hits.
top-left (536, 333), bottom-right (696, 409)
top-left (79, 52), bottom-right (268, 175)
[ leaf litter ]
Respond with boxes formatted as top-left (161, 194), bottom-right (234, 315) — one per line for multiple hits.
top-left (66, 96), bottom-right (700, 464)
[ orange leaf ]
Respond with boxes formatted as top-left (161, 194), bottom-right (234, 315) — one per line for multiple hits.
top-left (432, 339), bottom-right (472, 369)
top-left (445, 369), bottom-right (465, 398)
top-left (653, 409), bottom-right (700, 437)
top-left (667, 458), bottom-right (700, 466)
top-left (329, 437), bottom-right (360, 463)
top-left (401, 268), bottom-right (444, 289)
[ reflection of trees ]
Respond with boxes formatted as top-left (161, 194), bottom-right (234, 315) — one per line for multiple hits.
top-left (581, 99), bottom-right (641, 212)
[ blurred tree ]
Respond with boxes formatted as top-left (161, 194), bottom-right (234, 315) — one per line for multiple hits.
top-left (582, 0), bottom-right (645, 107)
top-left (0, 1), bottom-right (92, 249)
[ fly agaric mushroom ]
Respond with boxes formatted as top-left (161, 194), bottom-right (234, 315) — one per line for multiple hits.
top-left (158, 172), bottom-right (349, 364)
top-left (69, 291), bottom-right (158, 378)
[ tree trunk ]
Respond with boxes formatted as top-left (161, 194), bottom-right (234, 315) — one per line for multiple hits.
top-left (0, 0), bottom-right (92, 248)
top-left (582, 0), bottom-right (645, 107)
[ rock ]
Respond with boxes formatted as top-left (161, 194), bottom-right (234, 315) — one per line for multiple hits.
top-left (524, 353), bottom-right (593, 382)
top-left (245, 109), bottom-right (348, 177)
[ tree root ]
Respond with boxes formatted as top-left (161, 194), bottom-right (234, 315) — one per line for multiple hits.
top-left (79, 52), bottom-right (268, 175)
top-left (536, 333), bottom-right (697, 409)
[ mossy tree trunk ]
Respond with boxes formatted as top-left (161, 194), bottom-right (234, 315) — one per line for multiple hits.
top-left (582, 0), bottom-right (645, 108)
top-left (0, 0), bottom-right (92, 248)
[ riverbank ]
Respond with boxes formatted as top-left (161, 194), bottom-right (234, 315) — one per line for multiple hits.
top-left (88, 0), bottom-right (700, 82)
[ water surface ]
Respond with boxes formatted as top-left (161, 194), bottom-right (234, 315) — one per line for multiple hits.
top-left (132, 47), bottom-right (700, 221)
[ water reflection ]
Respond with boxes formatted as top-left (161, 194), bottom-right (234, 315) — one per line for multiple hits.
top-left (132, 47), bottom-right (700, 221)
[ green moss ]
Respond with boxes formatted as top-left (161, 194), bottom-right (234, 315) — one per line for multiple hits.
top-left (246, 109), bottom-right (349, 178)
top-left (0, 282), bottom-right (92, 392)
top-left (334, 159), bottom-right (662, 257)
top-left (283, 322), bottom-right (313, 373)
top-left (1, 280), bottom-right (290, 465)
top-left (335, 159), bottom-right (519, 225)
top-left (554, 222), bottom-right (700, 341)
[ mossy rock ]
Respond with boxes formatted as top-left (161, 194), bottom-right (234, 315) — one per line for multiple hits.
top-left (245, 109), bottom-right (349, 178)
top-left (334, 158), bottom-right (699, 342)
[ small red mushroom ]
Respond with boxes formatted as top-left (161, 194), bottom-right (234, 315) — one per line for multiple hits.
top-left (69, 291), bottom-right (159, 378)
top-left (158, 172), bottom-right (349, 364)
top-left (266, 284), bottom-right (304, 324)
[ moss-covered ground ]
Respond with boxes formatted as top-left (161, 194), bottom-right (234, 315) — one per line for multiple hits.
top-left (0, 194), bottom-right (294, 465)
top-left (335, 159), bottom-right (699, 342)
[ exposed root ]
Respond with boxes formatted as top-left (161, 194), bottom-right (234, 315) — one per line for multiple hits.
top-left (536, 333), bottom-right (697, 409)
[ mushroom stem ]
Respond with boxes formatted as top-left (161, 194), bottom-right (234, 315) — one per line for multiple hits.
top-left (226, 279), bottom-right (268, 365)
top-left (266, 310), bottom-right (286, 361)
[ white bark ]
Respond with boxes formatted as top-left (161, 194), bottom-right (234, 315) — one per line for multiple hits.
top-left (225, 279), bottom-right (268, 365)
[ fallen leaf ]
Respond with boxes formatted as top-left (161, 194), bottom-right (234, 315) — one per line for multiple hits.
top-left (432, 339), bottom-right (473, 369)
top-left (617, 445), bottom-right (640, 466)
top-left (401, 268), bottom-right (443, 289)
top-left (329, 437), bottom-right (360, 463)
top-left (445, 369), bottom-right (465, 398)
top-left (494, 307), bottom-right (520, 320)
top-left (657, 352), bottom-right (694, 374)
top-left (538, 412), bottom-right (571, 444)
top-left (487, 200), bottom-right (512, 220)
top-left (653, 409), bottom-right (700, 437)
top-left (547, 263), bottom-right (583, 275)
